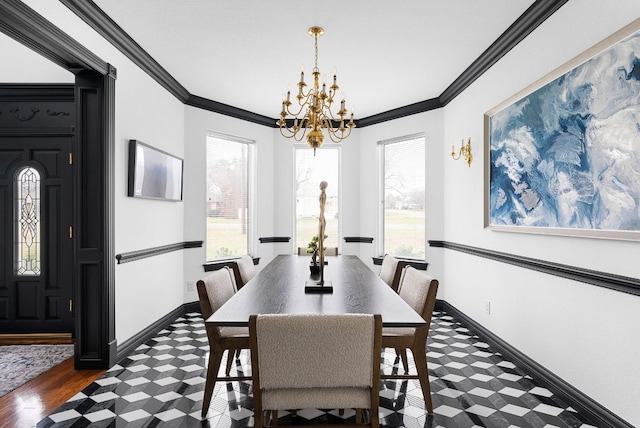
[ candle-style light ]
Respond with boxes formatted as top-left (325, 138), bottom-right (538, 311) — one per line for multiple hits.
top-left (276, 27), bottom-right (356, 155)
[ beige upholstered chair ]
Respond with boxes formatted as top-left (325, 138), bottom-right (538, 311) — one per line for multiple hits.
top-left (323, 246), bottom-right (339, 256)
top-left (232, 255), bottom-right (256, 289)
top-left (298, 247), bottom-right (339, 256)
top-left (378, 254), bottom-right (406, 292)
top-left (381, 266), bottom-right (438, 413)
top-left (197, 267), bottom-right (250, 417)
top-left (250, 313), bottom-right (382, 427)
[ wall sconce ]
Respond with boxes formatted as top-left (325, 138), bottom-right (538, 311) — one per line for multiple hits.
top-left (451, 137), bottom-right (472, 167)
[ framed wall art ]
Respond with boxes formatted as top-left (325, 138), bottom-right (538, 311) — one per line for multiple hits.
top-left (484, 18), bottom-right (640, 241)
top-left (128, 140), bottom-right (184, 201)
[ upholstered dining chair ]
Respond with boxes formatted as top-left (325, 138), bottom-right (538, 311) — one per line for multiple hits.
top-left (197, 266), bottom-right (250, 418)
top-left (298, 247), bottom-right (339, 256)
top-left (378, 254), bottom-right (405, 292)
top-left (232, 255), bottom-right (256, 290)
top-left (381, 266), bottom-right (438, 413)
top-left (250, 313), bottom-right (382, 428)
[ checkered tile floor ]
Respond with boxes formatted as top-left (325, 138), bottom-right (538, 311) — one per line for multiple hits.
top-left (38, 310), bottom-right (598, 427)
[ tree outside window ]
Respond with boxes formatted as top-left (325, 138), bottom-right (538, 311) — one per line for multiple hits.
top-left (295, 147), bottom-right (340, 252)
top-left (380, 135), bottom-right (426, 259)
top-left (206, 132), bottom-right (254, 260)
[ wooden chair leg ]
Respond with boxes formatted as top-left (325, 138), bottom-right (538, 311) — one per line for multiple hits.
top-left (398, 348), bottom-right (409, 373)
top-left (411, 345), bottom-right (433, 413)
top-left (201, 350), bottom-right (223, 417)
top-left (225, 348), bottom-right (235, 375)
top-left (355, 409), bottom-right (362, 424)
top-left (338, 409), bottom-right (345, 416)
top-left (369, 406), bottom-right (379, 427)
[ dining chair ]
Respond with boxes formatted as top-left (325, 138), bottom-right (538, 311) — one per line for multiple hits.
top-left (378, 254), bottom-right (401, 291)
top-left (232, 255), bottom-right (256, 289)
top-left (197, 266), bottom-right (250, 418)
top-left (250, 313), bottom-right (382, 428)
top-left (299, 247), bottom-right (339, 256)
top-left (323, 246), bottom-right (339, 256)
top-left (381, 266), bottom-right (438, 413)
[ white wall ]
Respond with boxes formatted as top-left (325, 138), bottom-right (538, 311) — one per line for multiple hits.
top-left (20, 0), bottom-right (188, 344)
top-left (441, 1), bottom-right (640, 425)
top-left (0, 32), bottom-right (74, 83)
top-left (183, 107), bottom-right (275, 301)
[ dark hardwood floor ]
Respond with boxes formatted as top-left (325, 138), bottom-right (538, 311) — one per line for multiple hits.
top-left (0, 357), bottom-right (104, 428)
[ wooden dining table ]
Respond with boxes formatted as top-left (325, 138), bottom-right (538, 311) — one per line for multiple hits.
top-left (206, 254), bottom-right (425, 328)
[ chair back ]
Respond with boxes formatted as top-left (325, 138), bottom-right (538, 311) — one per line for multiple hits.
top-left (379, 254), bottom-right (407, 292)
top-left (232, 255), bottom-right (256, 289)
top-left (196, 266), bottom-right (237, 320)
top-left (300, 247), bottom-right (339, 256)
top-left (323, 247), bottom-right (339, 256)
top-left (397, 266), bottom-right (439, 323)
top-left (250, 313), bottom-right (381, 420)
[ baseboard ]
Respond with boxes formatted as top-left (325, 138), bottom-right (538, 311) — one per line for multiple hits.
top-left (116, 301), bottom-right (200, 363)
top-left (0, 333), bottom-right (73, 345)
top-left (436, 299), bottom-right (633, 428)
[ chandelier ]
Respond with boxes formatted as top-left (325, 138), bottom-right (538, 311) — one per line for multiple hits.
top-left (277, 26), bottom-right (355, 154)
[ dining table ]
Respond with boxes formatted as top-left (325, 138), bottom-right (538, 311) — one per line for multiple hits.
top-left (206, 254), bottom-right (425, 328)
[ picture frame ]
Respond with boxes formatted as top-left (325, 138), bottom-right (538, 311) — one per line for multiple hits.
top-left (128, 140), bottom-right (184, 201)
top-left (484, 18), bottom-right (640, 241)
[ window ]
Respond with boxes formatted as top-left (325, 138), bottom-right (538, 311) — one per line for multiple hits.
top-left (379, 134), bottom-right (426, 259)
top-left (206, 132), bottom-right (255, 260)
top-left (295, 147), bottom-right (340, 253)
top-left (16, 166), bottom-right (41, 275)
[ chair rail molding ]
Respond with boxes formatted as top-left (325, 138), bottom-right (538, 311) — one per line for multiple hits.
top-left (116, 241), bottom-right (203, 264)
top-left (428, 240), bottom-right (640, 296)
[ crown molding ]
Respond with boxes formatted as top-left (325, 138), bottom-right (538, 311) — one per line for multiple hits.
top-left (357, 98), bottom-right (443, 127)
top-left (59, 0), bottom-right (568, 127)
top-left (0, 0), bottom-right (109, 74)
top-left (439, 0), bottom-right (569, 106)
top-left (186, 95), bottom-right (276, 127)
top-left (60, 0), bottom-right (189, 101)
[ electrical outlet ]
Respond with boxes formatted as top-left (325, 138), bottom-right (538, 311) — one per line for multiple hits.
top-left (485, 300), bottom-right (491, 315)
top-left (187, 281), bottom-right (195, 292)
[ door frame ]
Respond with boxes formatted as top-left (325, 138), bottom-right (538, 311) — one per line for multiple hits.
top-left (0, 3), bottom-right (116, 369)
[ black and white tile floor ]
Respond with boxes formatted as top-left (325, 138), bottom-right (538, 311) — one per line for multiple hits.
top-left (38, 310), bottom-right (598, 427)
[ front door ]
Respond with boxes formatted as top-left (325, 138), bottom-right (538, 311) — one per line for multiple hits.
top-left (0, 136), bottom-right (74, 334)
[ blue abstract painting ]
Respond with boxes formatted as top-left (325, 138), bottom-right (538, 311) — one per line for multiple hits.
top-left (488, 26), bottom-right (640, 237)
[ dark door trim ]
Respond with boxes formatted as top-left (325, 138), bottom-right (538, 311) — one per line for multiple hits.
top-left (0, 3), bottom-right (116, 368)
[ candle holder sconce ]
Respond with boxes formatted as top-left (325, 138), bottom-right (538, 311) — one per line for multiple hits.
top-left (451, 137), bottom-right (472, 167)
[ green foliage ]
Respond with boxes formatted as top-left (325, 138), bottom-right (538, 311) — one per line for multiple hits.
top-left (392, 244), bottom-right (423, 258)
top-left (306, 234), bottom-right (328, 253)
top-left (216, 247), bottom-right (235, 258)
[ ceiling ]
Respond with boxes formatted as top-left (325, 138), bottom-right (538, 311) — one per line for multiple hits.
top-left (91, 0), bottom-right (537, 120)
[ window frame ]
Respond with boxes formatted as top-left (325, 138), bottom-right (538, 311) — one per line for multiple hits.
top-left (205, 130), bottom-right (256, 262)
top-left (377, 132), bottom-right (426, 260)
top-left (15, 165), bottom-right (42, 276)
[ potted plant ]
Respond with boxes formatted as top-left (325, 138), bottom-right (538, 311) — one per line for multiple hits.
top-left (306, 234), bottom-right (327, 275)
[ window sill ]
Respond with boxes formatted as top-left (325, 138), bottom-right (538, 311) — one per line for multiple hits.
top-left (372, 256), bottom-right (428, 271)
top-left (203, 256), bottom-right (260, 272)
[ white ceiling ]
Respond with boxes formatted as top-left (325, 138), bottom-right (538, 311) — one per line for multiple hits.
top-left (93, 0), bottom-right (536, 119)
